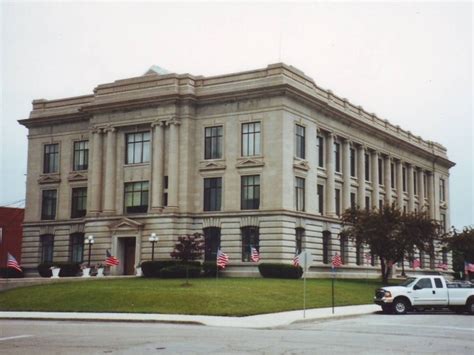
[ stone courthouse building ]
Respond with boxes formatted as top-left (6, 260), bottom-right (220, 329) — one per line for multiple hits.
top-left (19, 63), bottom-right (454, 276)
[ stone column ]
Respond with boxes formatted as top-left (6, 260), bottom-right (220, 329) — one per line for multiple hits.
top-left (396, 159), bottom-right (404, 209)
top-left (151, 121), bottom-right (165, 211)
top-left (167, 119), bottom-right (180, 209)
top-left (325, 132), bottom-right (335, 217)
top-left (89, 128), bottom-right (103, 215)
top-left (357, 145), bottom-right (365, 209)
top-left (384, 155), bottom-right (391, 206)
top-left (417, 169), bottom-right (424, 211)
top-left (427, 172), bottom-right (435, 219)
top-left (103, 127), bottom-right (117, 214)
top-left (407, 164), bottom-right (414, 212)
top-left (371, 150), bottom-right (379, 209)
top-left (342, 139), bottom-right (351, 211)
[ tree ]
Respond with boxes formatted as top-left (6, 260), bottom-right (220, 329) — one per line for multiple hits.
top-left (443, 226), bottom-right (474, 279)
top-left (341, 205), bottom-right (442, 284)
top-left (170, 233), bottom-right (205, 263)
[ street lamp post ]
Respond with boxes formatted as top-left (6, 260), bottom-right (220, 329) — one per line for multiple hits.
top-left (149, 233), bottom-right (159, 261)
top-left (85, 235), bottom-right (95, 267)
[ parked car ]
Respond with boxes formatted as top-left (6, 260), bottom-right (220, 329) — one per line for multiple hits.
top-left (374, 275), bottom-right (474, 315)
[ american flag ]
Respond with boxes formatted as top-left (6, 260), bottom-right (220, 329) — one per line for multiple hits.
top-left (7, 253), bottom-right (22, 272)
top-left (217, 249), bottom-right (229, 269)
top-left (250, 247), bottom-right (260, 262)
top-left (412, 258), bottom-right (421, 269)
top-left (332, 253), bottom-right (342, 268)
top-left (105, 249), bottom-right (119, 266)
top-left (292, 252), bottom-right (300, 267)
top-left (465, 262), bottom-right (474, 273)
top-left (436, 262), bottom-right (448, 271)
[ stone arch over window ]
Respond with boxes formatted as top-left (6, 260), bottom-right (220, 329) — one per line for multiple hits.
top-left (40, 234), bottom-right (54, 263)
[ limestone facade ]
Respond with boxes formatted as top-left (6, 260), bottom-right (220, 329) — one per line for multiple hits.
top-left (19, 63), bottom-right (454, 277)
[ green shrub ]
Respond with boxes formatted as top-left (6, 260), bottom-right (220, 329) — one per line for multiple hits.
top-left (37, 263), bottom-right (81, 278)
top-left (141, 261), bottom-right (177, 278)
top-left (159, 264), bottom-right (201, 279)
top-left (0, 267), bottom-right (24, 278)
top-left (258, 263), bottom-right (303, 279)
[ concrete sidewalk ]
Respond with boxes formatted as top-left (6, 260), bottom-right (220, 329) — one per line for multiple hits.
top-left (0, 304), bottom-right (379, 328)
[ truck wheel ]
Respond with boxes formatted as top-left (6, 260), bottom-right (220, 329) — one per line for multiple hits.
top-left (393, 298), bottom-right (409, 315)
top-left (382, 305), bottom-right (392, 314)
top-left (467, 299), bottom-right (474, 315)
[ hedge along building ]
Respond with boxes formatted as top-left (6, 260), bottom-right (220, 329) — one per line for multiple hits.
top-left (19, 63), bottom-right (454, 277)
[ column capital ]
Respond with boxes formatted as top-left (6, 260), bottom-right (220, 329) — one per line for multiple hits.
top-left (103, 126), bottom-right (116, 133)
top-left (151, 120), bottom-right (166, 128)
top-left (166, 117), bottom-right (181, 126)
top-left (90, 126), bottom-right (104, 134)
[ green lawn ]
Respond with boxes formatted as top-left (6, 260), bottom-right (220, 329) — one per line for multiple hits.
top-left (0, 278), bottom-right (389, 316)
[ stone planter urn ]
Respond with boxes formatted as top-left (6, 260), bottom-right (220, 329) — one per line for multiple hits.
top-left (51, 268), bottom-right (61, 279)
top-left (82, 267), bottom-right (91, 277)
top-left (97, 267), bottom-right (105, 277)
top-left (136, 266), bottom-right (143, 277)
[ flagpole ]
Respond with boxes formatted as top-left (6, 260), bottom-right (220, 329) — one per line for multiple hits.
top-left (303, 265), bottom-right (306, 319)
top-left (332, 268), bottom-right (335, 314)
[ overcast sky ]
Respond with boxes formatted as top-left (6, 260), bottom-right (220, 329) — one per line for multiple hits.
top-left (1, 1), bottom-right (472, 228)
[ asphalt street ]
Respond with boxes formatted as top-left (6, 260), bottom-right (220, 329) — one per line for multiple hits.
top-left (0, 312), bottom-right (472, 354)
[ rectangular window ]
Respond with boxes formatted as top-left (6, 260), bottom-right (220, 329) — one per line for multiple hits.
top-left (390, 163), bottom-right (395, 188)
top-left (340, 236), bottom-right (347, 264)
top-left (420, 251), bottom-right (425, 269)
top-left (40, 234), bottom-right (54, 263)
top-left (241, 227), bottom-right (259, 262)
top-left (350, 148), bottom-right (356, 177)
top-left (403, 205), bottom-right (407, 214)
top-left (71, 187), bottom-right (87, 218)
top-left (440, 179), bottom-right (445, 201)
top-left (41, 189), bottom-right (57, 220)
top-left (356, 243), bottom-right (362, 266)
top-left (163, 176), bottom-right (168, 207)
top-left (442, 249), bottom-right (448, 264)
top-left (241, 122), bottom-right (261, 156)
top-left (204, 126), bottom-right (223, 160)
top-left (322, 231), bottom-right (330, 264)
top-left (43, 143), bottom-right (59, 173)
top-left (379, 199), bottom-right (383, 211)
top-left (295, 177), bottom-right (305, 211)
top-left (203, 177), bottom-right (222, 211)
top-left (365, 196), bottom-right (370, 212)
top-left (241, 175), bottom-right (260, 210)
top-left (295, 125), bottom-right (305, 159)
top-left (317, 135), bottom-right (324, 167)
top-left (365, 153), bottom-right (370, 181)
top-left (73, 140), bottom-right (89, 171)
top-left (126, 132), bottom-right (150, 164)
top-left (335, 188), bottom-right (341, 216)
top-left (295, 228), bottom-right (304, 255)
top-left (334, 142), bottom-right (341, 172)
top-left (317, 184), bottom-right (324, 214)
top-left (440, 213), bottom-right (446, 232)
top-left (350, 192), bottom-right (356, 209)
top-left (434, 278), bottom-right (443, 288)
top-left (124, 181), bottom-right (149, 213)
top-left (413, 171), bottom-right (418, 195)
top-left (402, 167), bottom-right (407, 192)
top-left (378, 158), bottom-right (383, 185)
top-left (69, 233), bottom-right (84, 263)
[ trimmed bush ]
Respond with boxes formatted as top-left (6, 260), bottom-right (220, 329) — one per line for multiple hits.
top-left (37, 263), bottom-right (81, 278)
top-left (258, 263), bottom-right (303, 279)
top-left (159, 264), bottom-right (201, 279)
top-left (141, 261), bottom-right (177, 278)
top-left (0, 267), bottom-right (24, 278)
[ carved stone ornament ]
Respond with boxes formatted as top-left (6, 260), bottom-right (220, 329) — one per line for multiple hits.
top-left (199, 160), bottom-right (226, 172)
top-left (293, 158), bottom-right (310, 171)
top-left (38, 174), bottom-right (61, 184)
top-left (68, 171), bottom-right (88, 182)
top-left (235, 158), bottom-right (265, 169)
top-left (109, 217), bottom-right (144, 232)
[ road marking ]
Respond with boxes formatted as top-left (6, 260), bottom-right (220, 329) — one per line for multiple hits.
top-left (0, 335), bottom-right (34, 342)
top-left (370, 322), bottom-right (474, 332)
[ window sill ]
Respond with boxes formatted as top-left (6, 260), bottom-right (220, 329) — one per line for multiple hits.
top-left (124, 162), bottom-right (150, 168)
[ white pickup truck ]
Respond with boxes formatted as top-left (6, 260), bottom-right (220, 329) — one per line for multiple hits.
top-left (374, 275), bottom-right (474, 315)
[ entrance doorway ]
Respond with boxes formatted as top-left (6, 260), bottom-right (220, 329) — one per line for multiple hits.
top-left (120, 237), bottom-right (136, 275)
top-left (203, 227), bottom-right (221, 262)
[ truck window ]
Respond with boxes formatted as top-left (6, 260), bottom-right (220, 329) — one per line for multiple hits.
top-left (415, 278), bottom-right (432, 289)
top-left (434, 278), bottom-right (443, 288)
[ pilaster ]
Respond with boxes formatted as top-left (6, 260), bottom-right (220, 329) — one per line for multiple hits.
top-left (325, 132), bottom-right (336, 217)
top-left (103, 127), bottom-right (116, 214)
top-left (151, 121), bottom-right (165, 212)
